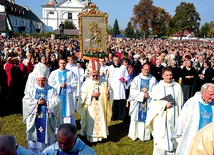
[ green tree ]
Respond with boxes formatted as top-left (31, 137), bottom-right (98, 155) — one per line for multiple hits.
top-left (200, 22), bottom-right (210, 38)
top-left (131, 0), bottom-right (155, 39)
top-left (64, 20), bottom-right (77, 29)
top-left (152, 7), bottom-right (171, 36)
top-left (107, 24), bottom-right (113, 35)
top-left (170, 2), bottom-right (200, 39)
top-left (124, 21), bottom-right (135, 38)
top-left (112, 19), bottom-right (120, 36)
top-left (134, 29), bottom-right (144, 39)
top-left (207, 21), bottom-right (214, 38)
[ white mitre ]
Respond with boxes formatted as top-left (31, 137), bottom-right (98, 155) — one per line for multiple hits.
top-left (34, 63), bottom-right (49, 79)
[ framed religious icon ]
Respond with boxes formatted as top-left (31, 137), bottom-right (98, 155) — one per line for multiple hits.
top-left (78, 3), bottom-right (108, 59)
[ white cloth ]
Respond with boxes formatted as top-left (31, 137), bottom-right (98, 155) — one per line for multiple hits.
top-left (128, 73), bottom-right (157, 141)
top-left (24, 72), bottom-right (36, 94)
top-left (145, 80), bottom-right (183, 154)
top-left (22, 84), bottom-right (62, 153)
top-left (188, 121), bottom-right (214, 155)
top-left (24, 63), bottom-right (47, 94)
top-left (41, 138), bottom-right (96, 155)
top-left (84, 69), bottom-right (91, 81)
top-left (77, 78), bottom-right (113, 143)
top-left (48, 68), bottom-right (77, 124)
top-left (108, 64), bottom-right (129, 100)
top-left (171, 92), bottom-right (214, 155)
top-left (99, 65), bottom-right (108, 79)
top-left (66, 63), bottom-right (80, 98)
top-left (78, 67), bottom-right (85, 88)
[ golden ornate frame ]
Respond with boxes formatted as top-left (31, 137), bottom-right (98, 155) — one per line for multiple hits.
top-left (78, 3), bottom-right (108, 56)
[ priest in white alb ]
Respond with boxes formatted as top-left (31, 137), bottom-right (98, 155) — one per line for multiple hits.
top-left (171, 83), bottom-right (214, 155)
top-left (128, 63), bottom-right (157, 141)
top-left (145, 67), bottom-right (184, 155)
top-left (48, 58), bottom-right (77, 125)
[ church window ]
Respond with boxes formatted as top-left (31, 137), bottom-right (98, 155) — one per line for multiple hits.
top-left (68, 13), bottom-right (72, 19)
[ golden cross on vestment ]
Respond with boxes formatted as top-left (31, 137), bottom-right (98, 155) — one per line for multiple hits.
top-left (39, 93), bottom-right (44, 99)
top-left (38, 127), bottom-right (43, 132)
top-left (61, 75), bottom-right (65, 82)
top-left (38, 113), bottom-right (43, 118)
top-left (141, 82), bottom-right (148, 111)
top-left (141, 82), bottom-right (148, 92)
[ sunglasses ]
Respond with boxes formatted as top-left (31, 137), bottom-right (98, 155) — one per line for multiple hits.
top-left (92, 75), bottom-right (99, 77)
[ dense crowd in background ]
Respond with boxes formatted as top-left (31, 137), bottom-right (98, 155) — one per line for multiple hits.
top-left (0, 36), bottom-right (214, 154)
top-left (0, 36), bottom-right (213, 115)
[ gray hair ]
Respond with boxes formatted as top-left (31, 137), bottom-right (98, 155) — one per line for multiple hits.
top-left (0, 135), bottom-right (16, 155)
top-left (201, 83), bottom-right (214, 92)
top-left (57, 123), bottom-right (77, 140)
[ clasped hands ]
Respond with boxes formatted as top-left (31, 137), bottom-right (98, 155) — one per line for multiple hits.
top-left (92, 90), bottom-right (109, 97)
top-left (144, 92), bottom-right (150, 99)
top-left (60, 82), bottom-right (66, 88)
top-left (38, 97), bottom-right (46, 105)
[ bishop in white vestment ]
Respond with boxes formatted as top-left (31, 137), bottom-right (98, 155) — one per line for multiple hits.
top-left (23, 63), bottom-right (61, 154)
top-left (77, 59), bottom-right (113, 143)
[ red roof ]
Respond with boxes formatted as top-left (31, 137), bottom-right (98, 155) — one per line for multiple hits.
top-left (172, 30), bottom-right (190, 37)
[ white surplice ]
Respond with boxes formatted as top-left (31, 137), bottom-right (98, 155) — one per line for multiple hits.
top-left (107, 64), bottom-right (129, 100)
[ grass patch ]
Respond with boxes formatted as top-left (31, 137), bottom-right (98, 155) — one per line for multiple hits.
top-left (0, 113), bottom-right (153, 155)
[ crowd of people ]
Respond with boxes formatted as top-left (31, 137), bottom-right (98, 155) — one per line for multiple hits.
top-left (0, 36), bottom-right (214, 155)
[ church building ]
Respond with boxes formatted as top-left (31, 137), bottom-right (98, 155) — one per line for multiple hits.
top-left (41, 0), bottom-right (91, 32)
top-left (0, 0), bottom-right (43, 36)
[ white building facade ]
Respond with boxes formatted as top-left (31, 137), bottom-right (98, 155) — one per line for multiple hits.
top-left (0, 0), bottom-right (43, 35)
top-left (41, 0), bottom-right (91, 32)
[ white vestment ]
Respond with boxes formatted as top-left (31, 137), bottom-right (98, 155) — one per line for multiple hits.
top-left (77, 78), bottom-right (113, 143)
top-left (188, 121), bottom-right (214, 155)
top-left (48, 68), bottom-right (77, 125)
top-left (78, 67), bottom-right (85, 88)
top-left (108, 64), bottom-right (129, 100)
top-left (128, 73), bottom-right (157, 141)
top-left (24, 71), bottom-right (36, 94)
top-left (66, 63), bottom-right (80, 99)
top-left (99, 65), bottom-right (108, 79)
top-left (145, 80), bottom-right (184, 155)
top-left (23, 84), bottom-right (61, 154)
top-left (171, 92), bottom-right (214, 155)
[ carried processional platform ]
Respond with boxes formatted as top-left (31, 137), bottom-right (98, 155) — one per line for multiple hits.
top-left (78, 3), bottom-right (108, 60)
